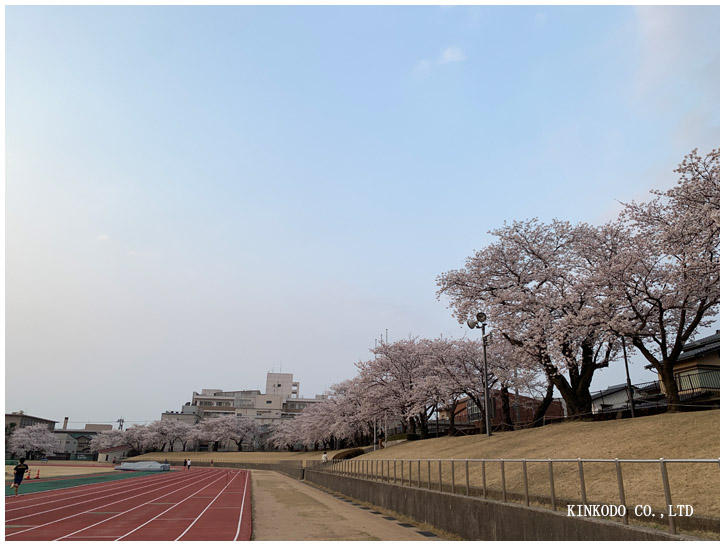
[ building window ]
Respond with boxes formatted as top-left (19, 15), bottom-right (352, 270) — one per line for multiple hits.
top-left (266, 400), bottom-right (272, 404)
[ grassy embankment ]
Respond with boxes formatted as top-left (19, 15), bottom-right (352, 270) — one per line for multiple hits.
top-left (357, 410), bottom-right (720, 519)
top-left (128, 449), bottom-right (347, 466)
top-left (129, 411), bottom-right (719, 518)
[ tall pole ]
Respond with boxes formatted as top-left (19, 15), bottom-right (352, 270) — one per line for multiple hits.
top-left (621, 336), bottom-right (636, 418)
top-left (384, 414), bottom-right (388, 447)
top-left (513, 368), bottom-right (520, 425)
top-left (481, 324), bottom-right (492, 437)
top-left (435, 404), bottom-right (439, 438)
top-left (373, 417), bottom-right (377, 451)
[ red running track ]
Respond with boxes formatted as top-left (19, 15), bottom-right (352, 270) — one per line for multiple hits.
top-left (5, 468), bottom-right (252, 541)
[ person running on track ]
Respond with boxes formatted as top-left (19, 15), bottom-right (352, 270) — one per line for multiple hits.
top-left (186, 458), bottom-right (192, 471)
top-left (10, 458), bottom-right (29, 496)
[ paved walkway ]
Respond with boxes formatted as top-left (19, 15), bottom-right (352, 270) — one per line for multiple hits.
top-left (251, 470), bottom-right (436, 540)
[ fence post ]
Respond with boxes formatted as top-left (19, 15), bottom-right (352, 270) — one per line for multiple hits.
top-left (394, 458), bottom-right (397, 483)
top-left (577, 458), bottom-right (587, 504)
top-left (418, 460), bottom-right (421, 488)
top-left (522, 460), bottom-right (529, 506)
top-left (660, 458), bottom-right (676, 535)
top-left (548, 459), bottom-right (556, 510)
top-left (408, 460), bottom-right (412, 486)
top-left (500, 459), bottom-right (507, 502)
top-left (482, 460), bottom-right (487, 498)
top-left (615, 459), bottom-right (628, 525)
top-left (451, 460), bottom-right (455, 494)
top-left (438, 460), bottom-right (442, 492)
top-left (387, 459), bottom-right (390, 482)
top-left (465, 460), bottom-right (470, 496)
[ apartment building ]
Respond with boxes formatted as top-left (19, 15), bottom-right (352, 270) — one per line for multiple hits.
top-left (162, 372), bottom-right (326, 428)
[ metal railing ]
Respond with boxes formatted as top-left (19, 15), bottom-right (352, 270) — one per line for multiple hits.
top-left (315, 457), bottom-right (719, 535)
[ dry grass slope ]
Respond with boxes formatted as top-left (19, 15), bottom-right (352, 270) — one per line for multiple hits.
top-left (128, 449), bottom-right (345, 466)
top-left (358, 410), bottom-right (720, 518)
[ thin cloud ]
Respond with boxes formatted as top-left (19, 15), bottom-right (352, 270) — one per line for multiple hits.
top-left (438, 46), bottom-right (466, 64)
top-left (96, 234), bottom-right (110, 242)
top-left (414, 45), bottom-right (466, 75)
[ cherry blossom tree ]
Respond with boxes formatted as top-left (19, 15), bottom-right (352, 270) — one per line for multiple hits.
top-left (589, 149), bottom-right (720, 408)
top-left (122, 424), bottom-right (153, 455)
top-left (358, 338), bottom-right (435, 436)
top-left (437, 219), bottom-right (619, 417)
top-left (205, 415), bottom-right (261, 451)
top-left (164, 421), bottom-right (196, 452)
top-left (269, 418), bottom-right (299, 451)
top-left (89, 429), bottom-right (126, 453)
top-left (8, 424), bottom-right (56, 459)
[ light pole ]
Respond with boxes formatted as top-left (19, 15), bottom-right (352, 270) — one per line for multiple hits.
top-left (467, 312), bottom-right (492, 437)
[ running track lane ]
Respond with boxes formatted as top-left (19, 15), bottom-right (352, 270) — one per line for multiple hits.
top-left (5, 469), bottom-right (216, 540)
top-left (5, 469), bottom-right (252, 541)
top-left (6, 469), bottom-right (197, 514)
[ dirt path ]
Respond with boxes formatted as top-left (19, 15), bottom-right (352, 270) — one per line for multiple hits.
top-left (251, 470), bottom-right (436, 540)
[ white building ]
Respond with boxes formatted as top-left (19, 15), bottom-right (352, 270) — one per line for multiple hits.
top-left (163, 372), bottom-right (327, 429)
top-left (591, 384), bottom-right (645, 414)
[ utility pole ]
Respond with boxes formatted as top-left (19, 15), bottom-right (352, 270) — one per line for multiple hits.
top-left (621, 337), bottom-right (636, 418)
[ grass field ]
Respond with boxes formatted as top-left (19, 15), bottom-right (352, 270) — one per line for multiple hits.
top-left (128, 449), bottom-right (347, 465)
top-left (356, 410), bottom-right (720, 519)
top-left (5, 463), bottom-right (117, 480)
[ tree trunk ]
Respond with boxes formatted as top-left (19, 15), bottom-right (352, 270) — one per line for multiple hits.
top-left (530, 380), bottom-right (555, 427)
top-left (552, 372), bottom-right (593, 418)
top-left (659, 362), bottom-right (682, 411)
top-left (446, 403), bottom-right (457, 436)
top-left (418, 412), bottom-right (429, 438)
top-left (500, 387), bottom-right (513, 431)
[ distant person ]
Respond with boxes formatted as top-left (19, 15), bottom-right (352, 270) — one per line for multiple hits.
top-left (210, 459), bottom-right (214, 467)
top-left (321, 451), bottom-right (328, 463)
top-left (186, 458), bottom-right (192, 471)
top-left (11, 458), bottom-right (29, 496)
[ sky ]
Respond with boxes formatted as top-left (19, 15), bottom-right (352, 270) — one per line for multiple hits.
top-left (6, 5), bottom-right (720, 427)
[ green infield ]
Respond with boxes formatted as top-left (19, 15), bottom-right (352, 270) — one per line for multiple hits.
top-left (6, 470), bottom-right (172, 496)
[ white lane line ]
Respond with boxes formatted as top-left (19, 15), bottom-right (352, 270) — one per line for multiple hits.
top-left (174, 470), bottom-right (241, 541)
top-left (5, 470), bottom-right (216, 538)
top-left (233, 471), bottom-right (251, 541)
top-left (6, 470), bottom-right (206, 522)
top-left (57, 471), bottom-right (229, 541)
top-left (6, 471), bottom-right (185, 513)
top-left (113, 471), bottom-right (239, 541)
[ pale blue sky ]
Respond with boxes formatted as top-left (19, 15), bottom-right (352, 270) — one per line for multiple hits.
top-left (6, 6), bottom-right (719, 425)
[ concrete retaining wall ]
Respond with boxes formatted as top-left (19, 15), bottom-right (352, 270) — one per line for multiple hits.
top-left (305, 470), bottom-right (681, 541)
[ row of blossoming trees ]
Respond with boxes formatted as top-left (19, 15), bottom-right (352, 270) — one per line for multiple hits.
top-left (89, 415), bottom-right (263, 456)
top-left (268, 149), bottom-right (719, 451)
